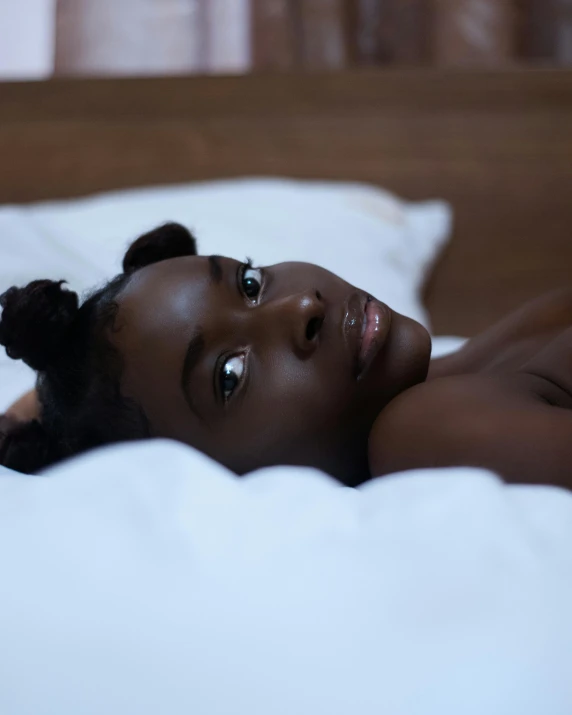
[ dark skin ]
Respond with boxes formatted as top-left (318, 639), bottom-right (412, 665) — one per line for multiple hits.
top-left (7, 258), bottom-right (572, 489)
top-left (372, 288), bottom-right (572, 489)
top-left (111, 256), bottom-right (430, 486)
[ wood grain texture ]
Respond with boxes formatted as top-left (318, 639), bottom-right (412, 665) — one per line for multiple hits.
top-left (0, 69), bottom-right (571, 335)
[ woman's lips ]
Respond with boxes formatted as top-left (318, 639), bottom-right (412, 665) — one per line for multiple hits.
top-left (356, 297), bottom-right (392, 379)
top-left (342, 292), bottom-right (392, 379)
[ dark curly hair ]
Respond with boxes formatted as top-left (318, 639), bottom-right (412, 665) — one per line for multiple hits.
top-left (0, 222), bottom-right (197, 474)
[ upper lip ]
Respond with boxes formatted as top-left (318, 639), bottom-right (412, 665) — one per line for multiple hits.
top-left (342, 291), bottom-right (368, 377)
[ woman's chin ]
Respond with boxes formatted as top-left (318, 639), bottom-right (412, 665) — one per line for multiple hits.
top-left (360, 311), bottom-right (431, 408)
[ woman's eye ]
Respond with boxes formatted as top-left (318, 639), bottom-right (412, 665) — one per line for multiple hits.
top-left (241, 265), bottom-right (263, 301)
top-left (220, 354), bottom-right (245, 402)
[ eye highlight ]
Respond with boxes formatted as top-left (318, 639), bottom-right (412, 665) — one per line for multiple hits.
top-left (239, 260), bottom-right (263, 302)
top-left (219, 354), bottom-right (246, 402)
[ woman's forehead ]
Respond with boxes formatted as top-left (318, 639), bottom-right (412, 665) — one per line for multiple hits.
top-left (114, 256), bottom-right (211, 339)
top-left (119, 255), bottom-right (238, 310)
top-left (124, 254), bottom-right (211, 292)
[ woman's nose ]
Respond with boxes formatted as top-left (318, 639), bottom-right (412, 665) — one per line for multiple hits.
top-left (274, 290), bottom-right (326, 357)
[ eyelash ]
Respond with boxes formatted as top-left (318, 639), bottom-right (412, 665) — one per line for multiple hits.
top-left (217, 351), bottom-right (248, 404)
top-left (238, 258), bottom-right (264, 304)
top-left (218, 260), bottom-right (263, 404)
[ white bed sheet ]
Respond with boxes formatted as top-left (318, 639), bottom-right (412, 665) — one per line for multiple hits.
top-left (0, 439), bottom-right (571, 715)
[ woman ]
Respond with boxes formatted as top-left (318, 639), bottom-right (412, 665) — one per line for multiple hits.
top-left (1, 222), bottom-right (572, 489)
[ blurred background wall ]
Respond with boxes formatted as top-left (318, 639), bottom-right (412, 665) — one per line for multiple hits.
top-left (0, 0), bottom-right (571, 79)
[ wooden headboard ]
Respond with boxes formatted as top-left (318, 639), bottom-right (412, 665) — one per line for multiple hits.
top-left (1, 69), bottom-right (571, 335)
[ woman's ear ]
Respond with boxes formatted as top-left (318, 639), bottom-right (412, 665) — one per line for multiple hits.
top-left (122, 222), bottom-right (198, 274)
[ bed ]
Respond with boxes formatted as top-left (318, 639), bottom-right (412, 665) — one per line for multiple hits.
top-left (1, 70), bottom-right (572, 715)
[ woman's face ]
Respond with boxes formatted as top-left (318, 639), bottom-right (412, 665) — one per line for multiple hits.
top-left (112, 256), bottom-right (430, 485)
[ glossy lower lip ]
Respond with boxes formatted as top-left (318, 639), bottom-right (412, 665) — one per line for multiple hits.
top-left (357, 298), bottom-right (392, 379)
top-left (342, 292), bottom-right (366, 377)
top-left (342, 292), bottom-right (391, 379)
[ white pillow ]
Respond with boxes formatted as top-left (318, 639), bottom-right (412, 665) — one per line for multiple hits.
top-left (431, 335), bottom-right (466, 357)
top-left (0, 177), bottom-right (451, 409)
top-left (0, 439), bottom-right (571, 715)
top-left (1, 178), bottom-right (450, 322)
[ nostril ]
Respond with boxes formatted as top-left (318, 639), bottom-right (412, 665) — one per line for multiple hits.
top-left (305, 316), bottom-right (323, 341)
top-left (315, 290), bottom-right (322, 301)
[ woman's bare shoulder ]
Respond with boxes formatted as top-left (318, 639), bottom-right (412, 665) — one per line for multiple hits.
top-left (429, 287), bottom-right (572, 379)
top-left (368, 375), bottom-right (507, 473)
top-left (368, 373), bottom-right (572, 489)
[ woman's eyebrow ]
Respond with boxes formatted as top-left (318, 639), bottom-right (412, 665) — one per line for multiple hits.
top-left (181, 331), bottom-right (205, 419)
top-left (208, 255), bottom-right (223, 284)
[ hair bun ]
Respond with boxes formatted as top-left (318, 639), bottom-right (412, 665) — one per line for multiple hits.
top-left (122, 222), bottom-right (197, 274)
top-left (0, 280), bottom-right (78, 371)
